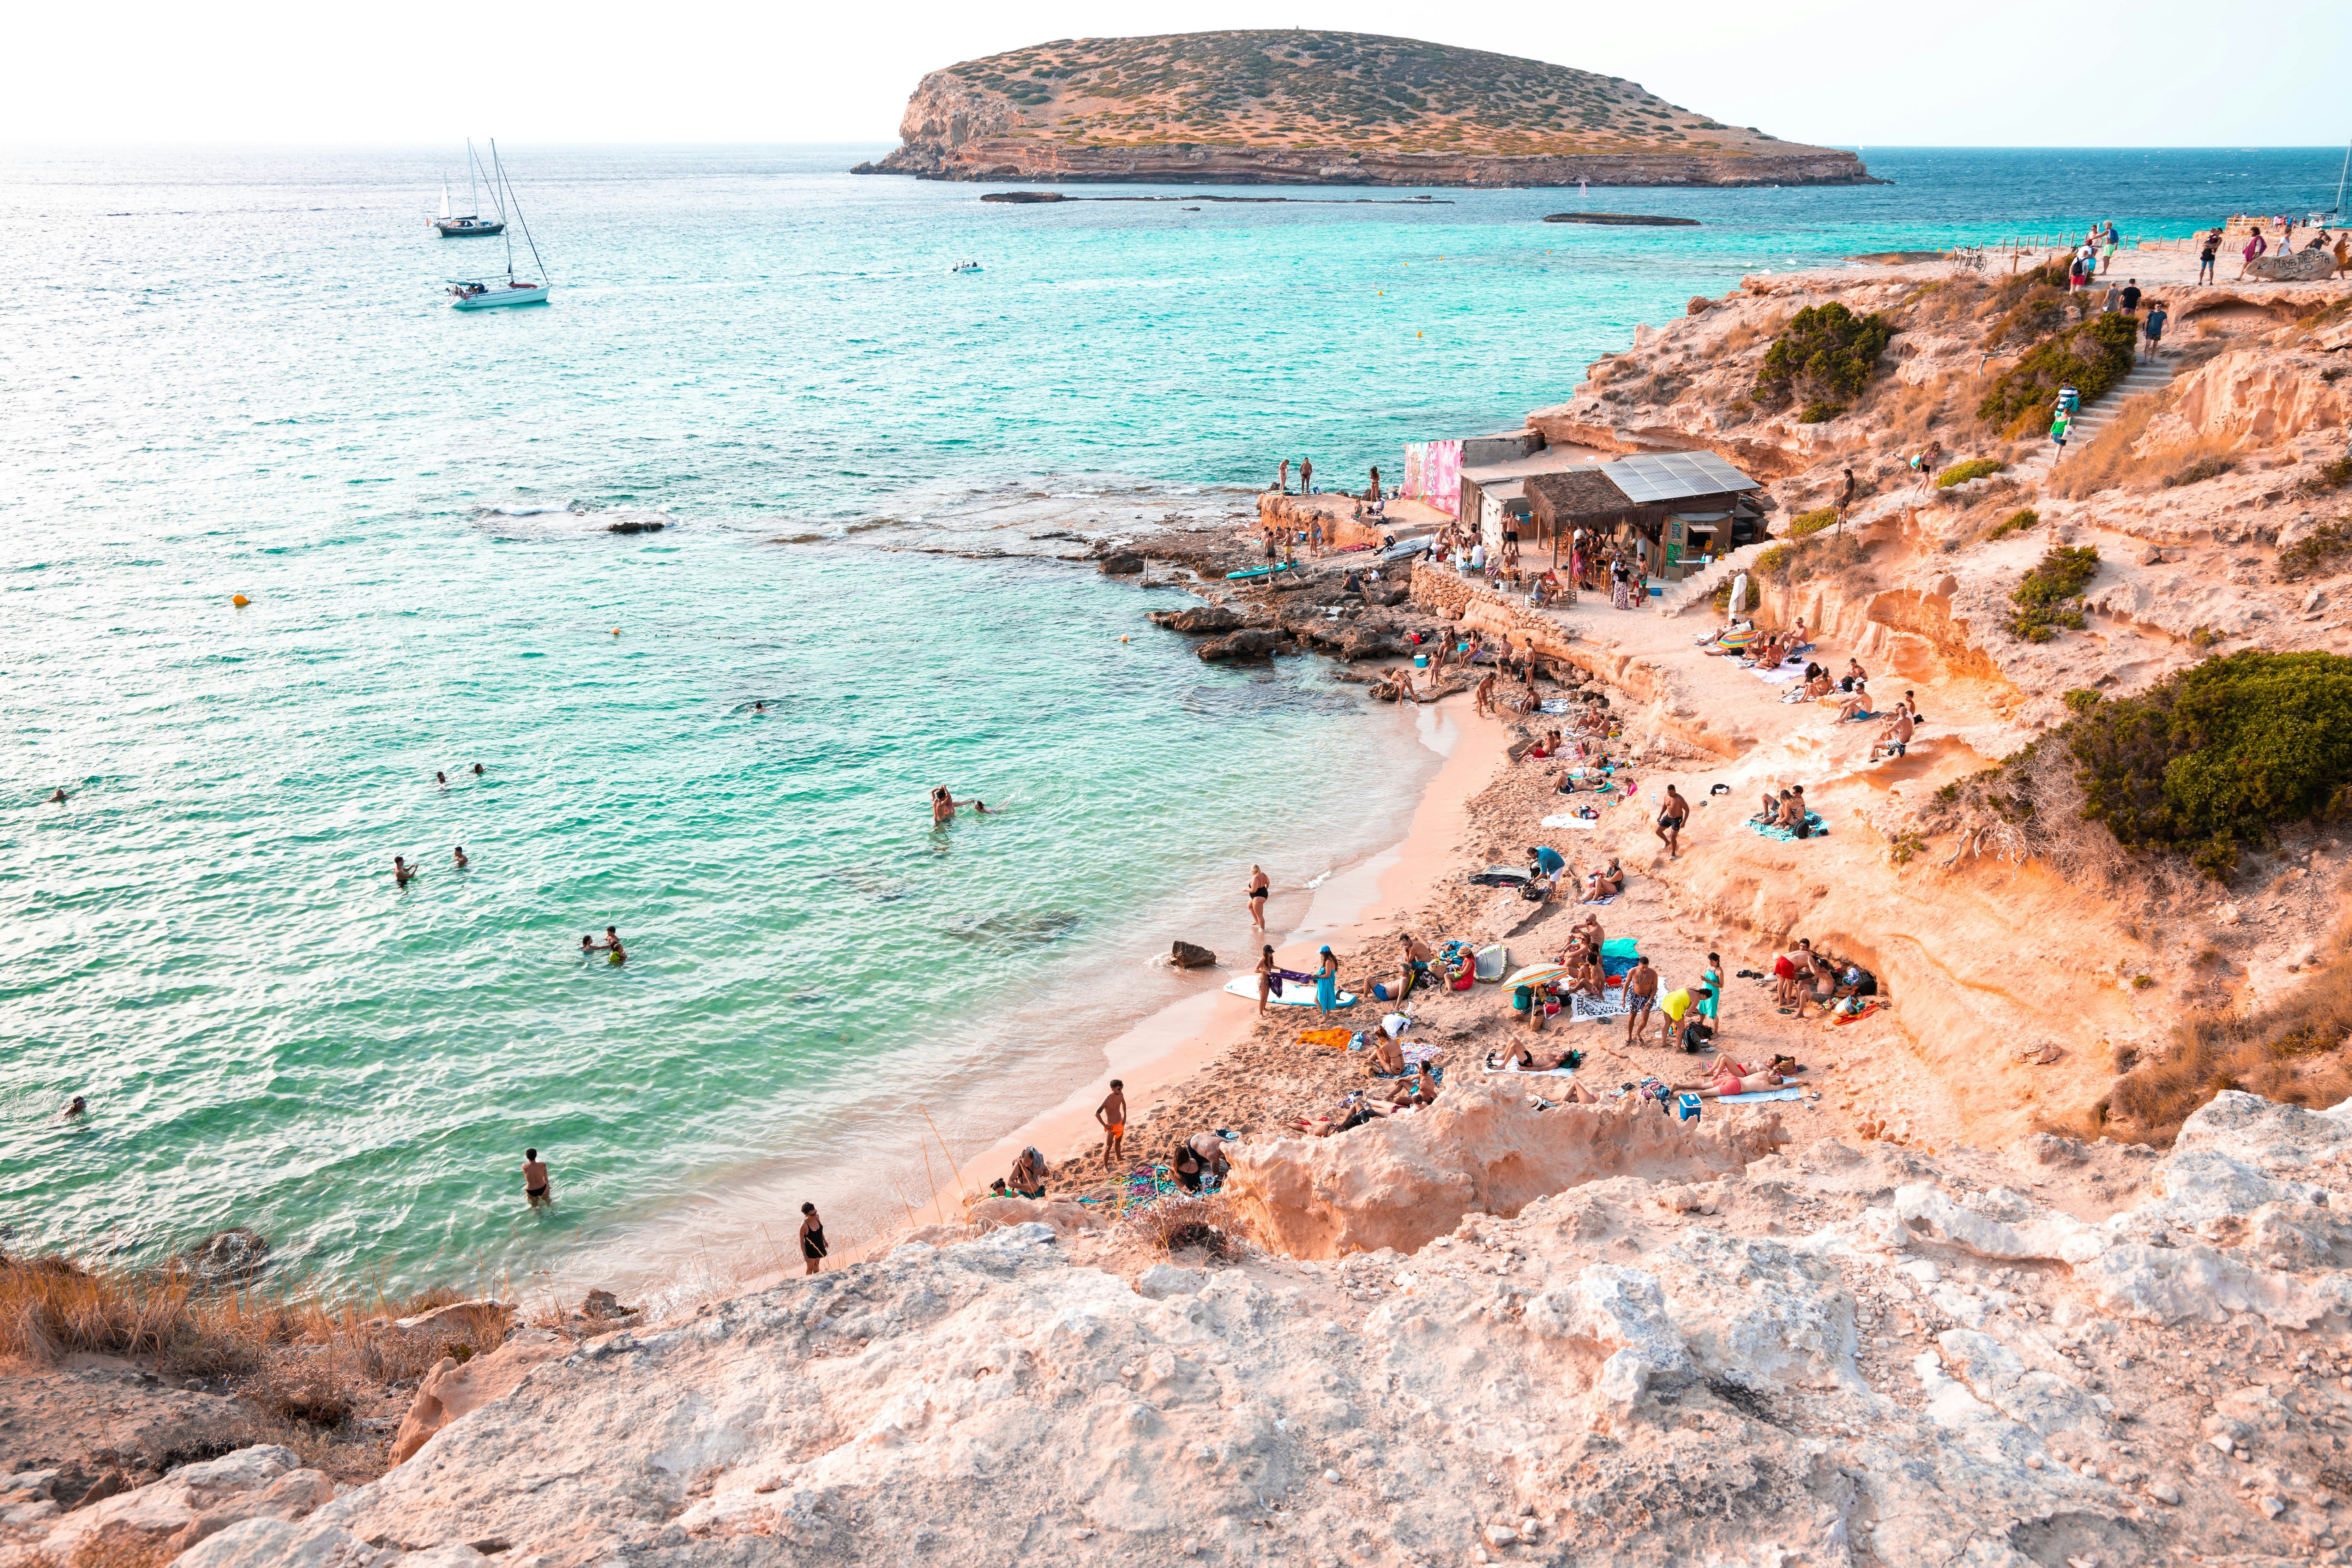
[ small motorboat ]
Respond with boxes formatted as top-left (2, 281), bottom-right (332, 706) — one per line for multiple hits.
top-left (449, 278), bottom-right (550, 310)
top-left (949, 261), bottom-right (982, 273)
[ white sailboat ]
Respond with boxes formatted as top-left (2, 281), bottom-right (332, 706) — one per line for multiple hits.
top-left (431, 140), bottom-right (506, 238)
top-left (447, 141), bottom-right (551, 311)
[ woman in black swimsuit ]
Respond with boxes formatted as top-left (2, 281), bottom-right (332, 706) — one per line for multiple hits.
top-left (799, 1202), bottom-right (827, 1275)
top-left (1247, 864), bottom-right (1270, 933)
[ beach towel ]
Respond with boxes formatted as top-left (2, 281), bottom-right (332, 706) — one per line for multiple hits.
top-left (1540, 812), bottom-right (1602, 829)
top-left (1748, 813), bottom-right (1828, 843)
top-left (1492, 1063), bottom-right (1579, 1077)
top-left (1601, 938), bottom-right (1640, 960)
top-left (1829, 1001), bottom-right (1886, 1027)
top-left (1570, 987), bottom-right (1630, 1022)
top-left (1578, 893), bottom-right (1618, 908)
top-left (1539, 697), bottom-right (1576, 714)
top-left (1298, 1028), bottom-right (1353, 1049)
top-left (1719, 1086), bottom-right (1811, 1104)
top-left (1755, 667), bottom-right (1806, 685)
top-left (1401, 1039), bottom-right (1445, 1067)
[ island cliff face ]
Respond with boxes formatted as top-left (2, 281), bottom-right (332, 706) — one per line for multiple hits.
top-left (855, 31), bottom-right (1878, 187)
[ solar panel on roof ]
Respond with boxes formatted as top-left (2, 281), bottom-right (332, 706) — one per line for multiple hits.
top-left (1600, 451), bottom-right (1761, 503)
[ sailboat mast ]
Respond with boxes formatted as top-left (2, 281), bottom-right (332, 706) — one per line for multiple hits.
top-left (490, 139), bottom-right (549, 283)
top-left (2337, 136), bottom-right (2350, 218)
top-left (467, 139), bottom-right (481, 217)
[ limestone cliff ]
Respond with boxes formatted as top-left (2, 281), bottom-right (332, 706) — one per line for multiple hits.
top-left (854, 31), bottom-right (1877, 187)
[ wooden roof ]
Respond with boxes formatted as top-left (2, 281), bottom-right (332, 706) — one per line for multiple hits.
top-left (1524, 468), bottom-right (1637, 531)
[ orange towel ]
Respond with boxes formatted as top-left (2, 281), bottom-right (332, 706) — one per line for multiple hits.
top-left (1298, 1028), bottom-right (1354, 1050)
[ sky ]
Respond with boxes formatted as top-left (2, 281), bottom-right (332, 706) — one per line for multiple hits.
top-left (5, 0), bottom-right (2348, 149)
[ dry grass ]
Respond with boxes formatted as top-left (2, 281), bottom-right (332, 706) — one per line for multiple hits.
top-left (2075, 920), bottom-right (2352, 1146)
top-left (1118, 1192), bottom-right (1252, 1260)
top-left (2052, 385), bottom-right (2177, 498)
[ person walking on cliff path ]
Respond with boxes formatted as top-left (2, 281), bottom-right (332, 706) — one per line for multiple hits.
top-left (1836, 466), bottom-right (1857, 534)
top-left (2142, 302), bottom-right (2168, 361)
top-left (798, 1202), bottom-right (828, 1275)
top-left (2198, 228), bottom-right (2221, 285)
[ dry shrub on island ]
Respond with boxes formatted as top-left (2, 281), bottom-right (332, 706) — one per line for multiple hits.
top-left (2050, 921), bottom-right (2352, 1147)
top-left (2279, 516), bottom-right (2352, 582)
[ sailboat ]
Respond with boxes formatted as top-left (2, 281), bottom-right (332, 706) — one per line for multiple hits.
top-left (447, 140), bottom-right (551, 311)
top-left (431, 140), bottom-right (506, 238)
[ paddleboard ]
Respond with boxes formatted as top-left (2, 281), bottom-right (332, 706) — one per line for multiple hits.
top-left (1222, 976), bottom-right (1357, 1008)
top-left (1225, 561), bottom-right (1296, 581)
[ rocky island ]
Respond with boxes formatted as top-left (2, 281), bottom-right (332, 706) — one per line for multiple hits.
top-left (853, 30), bottom-right (1879, 187)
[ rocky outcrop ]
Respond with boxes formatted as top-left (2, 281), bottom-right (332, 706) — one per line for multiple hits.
top-left (1197, 627), bottom-right (1285, 662)
top-left (389, 1330), bottom-right (570, 1466)
top-left (115, 1093), bottom-right (2352, 1568)
top-left (2132, 347), bottom-right (2350, 458)
top-left (1168, 940), bottom-right (1216, 969)
top-left (1225, 1082), bottom-right (1788, 1256)
top-left (1, 1446), bottom-right (335, 1568)
top-left (1145, 604), bottom-right (1242, 634)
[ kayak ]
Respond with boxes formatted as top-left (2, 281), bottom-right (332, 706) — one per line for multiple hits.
top-left (1226, 561), bottom-right (1297, 581)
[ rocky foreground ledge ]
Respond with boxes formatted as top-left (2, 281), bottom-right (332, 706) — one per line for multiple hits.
top-left (12, 1089), bottom-right (2352, 1566)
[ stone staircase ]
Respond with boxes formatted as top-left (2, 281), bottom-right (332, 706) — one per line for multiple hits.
top-left (2014, 352), bottom-right (2177, 476)
top-left (1654, 538), bottom-right (1774, 617)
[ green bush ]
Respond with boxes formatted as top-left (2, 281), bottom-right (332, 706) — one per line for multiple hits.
top-left (1709, 574), bottom-right (1761, 613)
top-left (1935, 458), bottom-right (2004, 489)
top-left (1977, 313), bottom-right (2140, 435)
top-left (2308, 452), bottom-right (2352, 493)
top-left (1989, 507), bottom-right (2039, 539)
top-left (1798, 401), bottom-right (1843, 423)
top-left (1788, 507), bottom-right (1839, 537)
top-left (1752, 543), bottom-right (1794, 578)
top-left (2062, 688), bottom-right (2104, 715)
top-left (2068, 651), bottom-right (2352, 878)
top-left (1752, 303), bottom-right (1895, 411)
top-left (2006, 543), bottom-right (2099, 642)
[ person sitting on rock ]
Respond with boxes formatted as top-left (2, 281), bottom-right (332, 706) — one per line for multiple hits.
top-left (1835, 678), bottom-right (1872, 722)
top-left (1007, 1146), bottom-right (1047, 1200)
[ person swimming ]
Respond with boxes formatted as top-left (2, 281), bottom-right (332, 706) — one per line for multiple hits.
top-left (435, 771), bottom-right (447, 788)
top-left (49, 788), bottom-right (68, 804)
top-left (393, 855), bottom-right (417, 887)
top-left (64, 1095), bottom-right (86, 1118)
top-left (452, 845), bottom-right (469, 869)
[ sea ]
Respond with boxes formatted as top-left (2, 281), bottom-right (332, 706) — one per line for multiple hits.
top-left (3, 143), bottom-right (2343, 1297)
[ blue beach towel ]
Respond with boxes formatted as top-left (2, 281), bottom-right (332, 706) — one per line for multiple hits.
top-left (1748, 813), bottom-right (1827, 843)
top-left (1719, 1086), bottom-right (1810, 1104)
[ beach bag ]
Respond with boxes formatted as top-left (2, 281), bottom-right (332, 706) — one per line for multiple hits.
top-left (1681, 1020), bottom-right (1714, 1051)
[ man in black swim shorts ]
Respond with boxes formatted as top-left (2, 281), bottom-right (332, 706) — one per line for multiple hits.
top-left (522, 1148), bottom-right (550, 1205)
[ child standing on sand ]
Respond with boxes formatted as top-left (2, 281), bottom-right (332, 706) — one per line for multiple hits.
top-left (1096, 1080), bottom-right (1127, 1166)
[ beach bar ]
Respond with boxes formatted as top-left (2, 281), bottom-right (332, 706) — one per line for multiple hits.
top-left (1526, 451), bottom-right (1765, 580)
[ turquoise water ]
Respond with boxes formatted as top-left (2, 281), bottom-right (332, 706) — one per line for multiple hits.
top-left (3, 144), bottom-right (2341, 1289)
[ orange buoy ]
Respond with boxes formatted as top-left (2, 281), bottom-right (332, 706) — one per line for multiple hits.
top-left (230, 594), bottom-right (250, 607)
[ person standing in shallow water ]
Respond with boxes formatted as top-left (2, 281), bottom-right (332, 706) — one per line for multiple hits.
top-left (522, 1148), bottom-right (550, 1205)
top-left (799, 1202), bottom-right (827, 1275)
top-left (1246, 864), bottom-right (1269, 933)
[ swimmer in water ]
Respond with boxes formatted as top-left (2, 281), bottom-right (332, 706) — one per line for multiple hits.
top-left (64, 1095), bottom-right (86, 1118)
top-left (393, 855), bottom-right (417, 887)
top-left (522, 1147), bottom-right (550, 1205)
top-left (752, 701), bottom-right (767, 714)
top-left (452, 845), bottom-right (469, 869)
top-left (580, 935), bottom-right (598, 955)
top-left (435, 771), bottom-right (447, 788)
top-left (49, 788), bottom-right (68, 804)
top-left (471, 763), bottom-right (484, 776)
top-left (930, 787), bottom-right (986, 822)
top-left (607, 939), bottom-right (627, 966)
